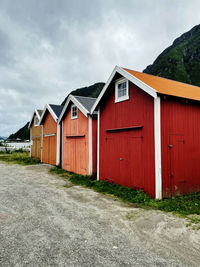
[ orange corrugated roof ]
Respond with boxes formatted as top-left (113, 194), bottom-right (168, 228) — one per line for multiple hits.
top-left (123, 68), bottom-right (200, 101)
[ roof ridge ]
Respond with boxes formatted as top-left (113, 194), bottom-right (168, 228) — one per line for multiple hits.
top-left (123, 67), bottom-right (200, 89)
top-left (49, 104), bottom-right (63, 107)
top-left (73, 95), bottom-right (97, 99)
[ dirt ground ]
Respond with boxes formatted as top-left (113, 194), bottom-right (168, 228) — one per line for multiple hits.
top-left (0, 163), bottom-right (200, 266)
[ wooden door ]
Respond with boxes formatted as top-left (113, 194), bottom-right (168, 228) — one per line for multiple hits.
top-left (169, 134), bottom-right (186, 196)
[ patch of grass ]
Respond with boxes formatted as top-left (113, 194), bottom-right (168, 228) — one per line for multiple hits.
top-left (50, 167), bottom-right (200, 216)
top-left (0, 151), bottom-right (40, 165)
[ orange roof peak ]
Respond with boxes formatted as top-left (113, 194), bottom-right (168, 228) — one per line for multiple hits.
top-left (122, 67), bottom-right (200, 101)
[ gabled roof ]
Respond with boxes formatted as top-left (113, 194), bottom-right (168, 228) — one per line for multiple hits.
top-left (58, 95), bottom-right (96, 124)
top-left (123, 68), bottom-right (200, 101)
top-left (28, 108), bottom-right (43, 128)
top-left (91, 66), bottom-right (200, 113)
top-left (49, 104), bottom-right (63, 118)
top-left (37, 109), bottom-right (43, 117)
top-left (73, 95), bottom-right (96, 112)
top-left (39, 104), bottom-right (63, 125)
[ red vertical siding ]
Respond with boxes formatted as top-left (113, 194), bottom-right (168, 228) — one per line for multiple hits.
top-left (161, 96), bottom-right (200, 197)
top-left (99, 81), bottom-right (155, 197)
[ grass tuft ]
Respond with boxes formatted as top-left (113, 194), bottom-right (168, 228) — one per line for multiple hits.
top-left (0, 151), bottom-right (40, 165)
top-left (50, 167), bottom-right (200, 217)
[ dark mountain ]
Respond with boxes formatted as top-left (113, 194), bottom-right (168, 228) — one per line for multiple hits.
top-left (143, 24), bottom-right (200, 86)
top-left (8, 122), bottom-right (30, 140)
top-left (61, 82), bottom-right (105, 106)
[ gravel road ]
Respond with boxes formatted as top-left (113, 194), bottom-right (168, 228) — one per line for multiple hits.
top-left (0, 162), bottom-right (200, 266)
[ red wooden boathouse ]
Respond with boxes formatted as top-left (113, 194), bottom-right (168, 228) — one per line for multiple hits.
top-left (58, 95), bottom-right (97, 175)
top-left (39, 104), bottom-right (63, 166)
top-left (92, 66), bottom-right (200, 199)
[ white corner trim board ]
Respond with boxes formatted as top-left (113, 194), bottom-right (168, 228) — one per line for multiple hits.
top-left (41, 125), bottom-right (43, 161)
top-left (61, 121), bottom-right (63, 169)
top-left (30, 128), bottom-right (32, 157)
top-left (56, 124), bottom-right (60, 166)
top-left (97, 107), bottom-right (100, 181)
top-left (88, 116), bottom-right (93, 175)
top-left (154, 96), bottom-right (162, 199)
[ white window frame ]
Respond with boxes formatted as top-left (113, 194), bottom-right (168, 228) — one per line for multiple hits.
top-left (71, 104), bottom-right (78, 119)
top-left (115, 78), bottom-right (129, 103)
top-left (34, 115), bottom-right (39, 126)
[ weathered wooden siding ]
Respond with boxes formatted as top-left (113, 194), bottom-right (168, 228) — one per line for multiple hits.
top-left (30, 123), bottom-right (42, 159)
top-left (42, 112), bottom-right (57, 165)
top-left (62, 103), bottom-right (89, 175)
top-left (161, 96), bottom-right (200, 197)
top-left (99, 81), bottom-right (155, 197)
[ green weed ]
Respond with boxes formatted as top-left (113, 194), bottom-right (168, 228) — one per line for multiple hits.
top-left (50, 167), bottom-right (200, 216)
top-left (0, 151), bottom-right (40, 165)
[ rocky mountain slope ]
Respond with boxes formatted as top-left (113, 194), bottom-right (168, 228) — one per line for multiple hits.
top-left (143, 24), bottom-right (200, 86)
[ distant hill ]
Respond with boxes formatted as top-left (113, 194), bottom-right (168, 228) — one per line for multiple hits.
top-left (61, 82), bottom-right (105, 106)
top-left (8, 122), bottom-right (30, 140)
top-left (143, 24), bottom-right (200, 86)
top-left (8, 83), bottom-right (105, 140)
top-left (0, 136), bottom-right (8, 140)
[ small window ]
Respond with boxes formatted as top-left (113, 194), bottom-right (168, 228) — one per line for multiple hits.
top-left (34, 115), bottom-right (39, 126)
top-left (115, 78), bottom-right (129, 103)
top-left (71, 105), bottom-right (78, 119)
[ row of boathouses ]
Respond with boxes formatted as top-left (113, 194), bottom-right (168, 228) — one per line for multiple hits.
top-left (29, 66), bottom-right (200, 199)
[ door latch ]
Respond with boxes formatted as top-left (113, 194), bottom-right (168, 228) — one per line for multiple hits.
top-left (168, 144), bottom-right (173, 148)
top-left (120, 158), bottom-right (123, 161)
top-left (170, 172), bottom-right (174, 177)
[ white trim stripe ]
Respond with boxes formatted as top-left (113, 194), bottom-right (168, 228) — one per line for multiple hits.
top-left (62, 121), bottom-right (63, 168)
top-left (56, 124), bottom-right (60, 166)
top-left (41, 125), bottom-right (43, 161)
top-left (44, 133), bottom-right (56, 137)
top-left (97, 107), bottom-right (100, 181)
top-left (88, 116), bottom-right (93, 175)
top-left (30, 128), bottom-right (32, 157)
top-left (154, 97), bottom-right (162, 199)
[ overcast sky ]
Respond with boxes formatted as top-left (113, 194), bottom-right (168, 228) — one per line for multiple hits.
top-left (0, 0), bottom-right (200, 136)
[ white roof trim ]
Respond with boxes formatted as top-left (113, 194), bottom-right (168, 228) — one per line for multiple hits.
top-left (91, 66), bottom-right (158, 113)
top-left (58, 94), bottom-right (90, 124)
top-left (28, 109), bottom-right (42, 129)
top-left (39, 104), bottom-right (58, 125)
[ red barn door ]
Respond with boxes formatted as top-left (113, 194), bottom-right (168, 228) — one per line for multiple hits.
top-left (169, 134), bottom-right (186, 196)
top-left (102, 132), bottom-right (144, 189)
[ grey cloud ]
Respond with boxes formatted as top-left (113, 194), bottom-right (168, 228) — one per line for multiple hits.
top-left (0, 0), bottom-right (200, 136)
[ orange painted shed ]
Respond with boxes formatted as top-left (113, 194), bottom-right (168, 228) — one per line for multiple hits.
top-left (39, 104), bottom-right (63, 166)
top-left (58, 95), bottom-right (97, 175)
